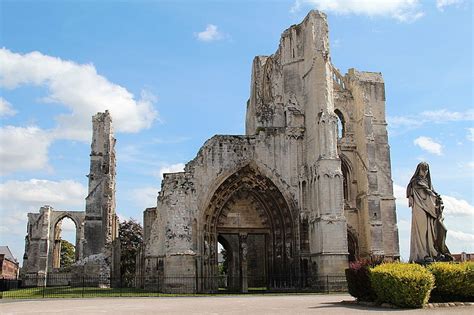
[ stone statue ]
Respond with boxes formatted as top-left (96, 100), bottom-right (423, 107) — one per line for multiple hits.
top-left (407, 162), bottom-right (452, 263)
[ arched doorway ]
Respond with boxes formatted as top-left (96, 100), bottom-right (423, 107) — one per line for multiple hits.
top-left (201, 165), bottom-right (297, 292)
top-left (51, 216), bottom-right (78, 270)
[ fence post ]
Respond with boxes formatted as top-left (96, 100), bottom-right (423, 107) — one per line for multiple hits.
top-left (82, 275), bottom-right (85, 298)
top-left (326, 275), bottom-right (329, 294)
top-left (42, 275), bottom-right (45, 298)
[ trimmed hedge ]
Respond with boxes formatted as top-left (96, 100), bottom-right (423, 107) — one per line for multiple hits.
top-left (427, 262), bottom-right (474, 302)
top-left (370, 263), bottom-right (434, 308)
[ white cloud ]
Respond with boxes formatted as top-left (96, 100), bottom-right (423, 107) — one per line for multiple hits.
top-left (196, 24), bottom-right (223, 42)
top-left (131, 186), bottom-right (159, 211)
top-left (389, 109), bottom-right (474, 131)
top-left (0, 48), bottom-right (158, 142)
top-left (0, 179), bottom-right (86, 209)
top-left (441, 195), bottom-right (474, 216)
top-left (158, 163), bottom-right (185, 179)
top-left (393, 183), bottom-right (408, 208)
top-left (292, 0), bottom-right (424, 22)
top-left (0, 126), bottom-right (53, 174)
top-left (0, 97), bottom-right (16, 117)
top-left (467, 128), bottom-right (474, 142)
top-left (447, 230), bottom-right (474, 242)
top-left (414, 136), bottom-right (443, 155)
top-left (421, 109), bottom-right (474, 122)
top-left (0, 178), bottom-right (86, 234)
top-left (436, 0), bottom-right (463, 11)
top-left (387, 116), bottom-right (424, 128)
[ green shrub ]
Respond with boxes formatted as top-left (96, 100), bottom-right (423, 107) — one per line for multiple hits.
top-left (370, 263), bottom-right (434, 308)
top-left (427, 262), bottom-right (474, 302)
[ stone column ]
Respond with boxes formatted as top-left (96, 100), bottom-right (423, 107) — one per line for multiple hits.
top-left (240, 233), bottom-right (248, 293)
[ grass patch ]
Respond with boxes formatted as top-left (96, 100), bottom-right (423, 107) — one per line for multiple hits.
top-left (1, 286), bottom-right (339, 299)
top-left (1, 286), bottom-right (183, 299)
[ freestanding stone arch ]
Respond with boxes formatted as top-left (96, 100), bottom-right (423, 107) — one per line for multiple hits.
top-left (50, 211), bottom-right (85, 270)
top-left (22, 206), bottom-right (85, 275)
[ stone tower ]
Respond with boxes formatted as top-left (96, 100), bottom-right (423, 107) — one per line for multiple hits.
top-left (83, 110), bottom-right (118, 257)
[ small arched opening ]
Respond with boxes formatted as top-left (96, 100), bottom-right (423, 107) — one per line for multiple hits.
top-left (334, 109), bottom-right (345, 139)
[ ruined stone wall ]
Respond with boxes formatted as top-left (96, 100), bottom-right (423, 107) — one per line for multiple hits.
top-left (334, 68), bottom-right (399, 259)
top-left (144, 133), bottom-right (302, 281)
top-left (22, 206), bottom-right (85, 275)
top-left (23, 111), bottom-right (119, 285)
top-left (142, 10), bottom-right (399, 291)
top-left (83, 110), bottom-right (117, 258)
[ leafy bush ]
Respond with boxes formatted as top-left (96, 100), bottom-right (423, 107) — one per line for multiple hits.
top-left (345, 256), bottom-right (384, 301)
top-left (427, 262), bottom-right (474, 302)
top-left (370, 263), bottom-right (434, 308)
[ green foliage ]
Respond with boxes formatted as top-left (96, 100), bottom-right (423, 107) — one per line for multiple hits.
top-left (60, 239), bottom-right (75, 270)
top-left (220, 248), bottom-right (228, 275)
top-left (370, 263), bottom-right (434, 308)
top-left (427, 262), bottom-right (474, 302)
top-left (119, 219), bottom-right (143, 287)
top-left (345, 256), bottom-right (384, 301)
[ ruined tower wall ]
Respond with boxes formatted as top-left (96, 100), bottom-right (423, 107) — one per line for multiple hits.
top-left (245, 11), bottom-right (348, 275)
top-left (83, 111), bottom-right (117, 258)
top-left (22, 206), bottom-right (52, 275)
top-left (334, 69), bottom-right (399, 259)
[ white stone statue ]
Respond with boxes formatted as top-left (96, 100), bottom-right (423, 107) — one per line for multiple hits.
top-left (406, 162), bottom-right (452, 263)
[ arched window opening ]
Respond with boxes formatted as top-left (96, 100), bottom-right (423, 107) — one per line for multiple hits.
top-left (334, 109), bottom-right (345, 139)
top-left (52, 217), bottom-right (77, 270)
top-left (341, 160), bottom-right (350, 203)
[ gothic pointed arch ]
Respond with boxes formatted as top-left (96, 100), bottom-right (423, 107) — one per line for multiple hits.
top-left (200, 163), bottom-right (298, 291)
top-left (339, 153), bottom-right (353, 208)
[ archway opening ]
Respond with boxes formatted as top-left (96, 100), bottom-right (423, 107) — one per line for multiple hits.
top-left (335, 109), bottom-right (345, 139)
top-left (202, 165), bottom-right (297, 292)
top-left (52, 217), bottom-right (77, 270)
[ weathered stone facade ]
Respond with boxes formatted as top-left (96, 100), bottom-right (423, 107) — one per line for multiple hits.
top-left (138, 11), bottom-right (399, 293)
top-left (22, 111), bottom-right (119, 284)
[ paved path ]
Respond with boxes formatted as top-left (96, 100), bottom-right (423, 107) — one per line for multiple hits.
top-left (1, 294), bottom-right (472, 314)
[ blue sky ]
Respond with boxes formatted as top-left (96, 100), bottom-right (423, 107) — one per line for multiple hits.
top-left (0, 0), bottom-right (472, 263)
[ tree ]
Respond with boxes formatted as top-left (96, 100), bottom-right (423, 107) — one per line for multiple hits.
top-left (119, 219), bottom-right (143, 286)
top-left (60, 239), bottom-right (75, 270)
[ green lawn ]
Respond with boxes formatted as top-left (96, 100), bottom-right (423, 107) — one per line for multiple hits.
top-left (1, 286), bottom-right (339, 299)
top-left (1, 286), bottom-right (200, 299)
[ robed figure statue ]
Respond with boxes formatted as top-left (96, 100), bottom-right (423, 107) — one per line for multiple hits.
top-left (407, 162), bottom-right (452, 263)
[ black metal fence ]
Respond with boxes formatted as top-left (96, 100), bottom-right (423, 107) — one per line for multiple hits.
top-left (1, 273), bottom-right (347, 299)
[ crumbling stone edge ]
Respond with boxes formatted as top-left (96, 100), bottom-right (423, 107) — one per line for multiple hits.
top-left (341, 300), bottom-right (473, 309)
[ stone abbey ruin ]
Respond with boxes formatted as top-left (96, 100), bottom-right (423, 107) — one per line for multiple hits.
top-left (22, 111), bottom-right (119, 285)
top-left (23, 11), bottom-right (399, 292)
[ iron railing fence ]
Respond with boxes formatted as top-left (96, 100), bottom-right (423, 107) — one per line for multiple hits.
top-left (1, 274), bottom-right (347, 299)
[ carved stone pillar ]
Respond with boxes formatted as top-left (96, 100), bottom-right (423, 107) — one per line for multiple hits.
top-left (239, 233), bottom-right (248, 293)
